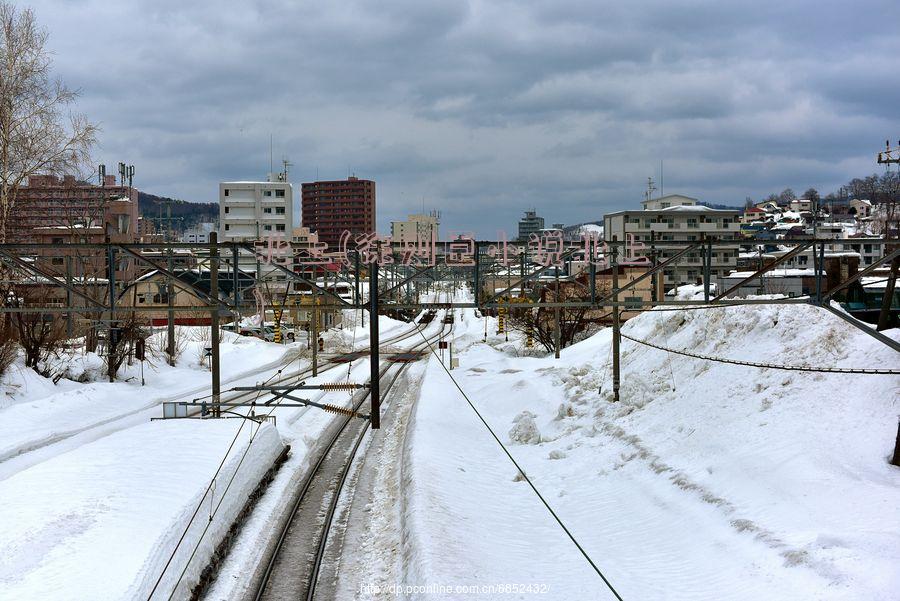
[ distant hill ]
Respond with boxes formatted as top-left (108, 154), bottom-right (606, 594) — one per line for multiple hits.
top-left (698, 202), bottom-right (743, 211)
top-left (138, 192), bottom-right (218, 233)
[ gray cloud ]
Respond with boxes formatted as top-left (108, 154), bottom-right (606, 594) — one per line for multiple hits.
top-left (26, 0), bottom-right (900, 236)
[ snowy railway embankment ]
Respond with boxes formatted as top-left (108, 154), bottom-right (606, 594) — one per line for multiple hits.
top-left (401, 300), bottom-right (900, 600)
top-left (0, 420), bottom-right (285, 600)
top-left (0, 329), bottom-right (300, 600)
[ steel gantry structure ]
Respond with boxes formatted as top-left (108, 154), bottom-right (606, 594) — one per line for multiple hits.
top-left (1, 235), bottom-right (897, 423)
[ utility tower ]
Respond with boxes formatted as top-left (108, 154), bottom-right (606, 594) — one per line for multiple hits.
top-left (644, 177), bottom-right (657, 202)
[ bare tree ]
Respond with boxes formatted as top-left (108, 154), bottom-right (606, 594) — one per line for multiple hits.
top-left (0, 2), bottom-right (97, 243)
top-left (104, 315), bottom-right (148, 379)
top-left (802, 188), bottom-right (819, 203)
top-left (778, 188), bottom-right (796, 204)
top-left (7, 284), bottom-right (64, 373)
top-left (0, 314), bottom-right (15, 379)
top-left (506, 286), bottom-right (593, 353)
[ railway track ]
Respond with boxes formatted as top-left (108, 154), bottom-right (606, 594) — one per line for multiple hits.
top-left (0, 315), bottom-right (429, 479)
top-left (250, 308), bottom-right (452, 601)
top-left (179, 314), bottom-right (436, 420)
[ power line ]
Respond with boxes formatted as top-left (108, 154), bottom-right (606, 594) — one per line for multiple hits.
top-left (146, 418), bottom-right (249, 600)
top-left (414, 325), bottom-right (625, 601)
top-left (620, 332), bottom-right (900, 374)
top-left (148, 365), bottom-right (290, 600)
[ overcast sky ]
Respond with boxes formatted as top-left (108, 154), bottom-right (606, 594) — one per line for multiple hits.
top-left (29, 0), bottom-right (900, 237)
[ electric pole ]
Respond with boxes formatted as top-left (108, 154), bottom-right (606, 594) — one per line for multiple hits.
top-left (876, 140), bottom-right (899, 331)
top-left (210, 232), bottom-right (221, 418)
top-left (611, 243), bottom-right (621, 403)
top-left (369, 253), bottom-right (380, 429)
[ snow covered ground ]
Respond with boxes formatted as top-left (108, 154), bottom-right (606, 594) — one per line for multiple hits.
top-left (0, 420), bottom-right (283, 600)
top-left (396, 295), bottom-right (900, 600)
top-left (0, 330), bottom-right (294, 472)
top-left (3, 294), bottom-right (898, 600)
top-left (0, 312), bottom-right (416, 600)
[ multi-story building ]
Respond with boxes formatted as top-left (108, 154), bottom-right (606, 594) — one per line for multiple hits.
top-left (301, 176), bottom-right (376, 248)
top-left (219, 175), bottom-right (294, 242)
top-left (391, 212), bottom-right (440, 245)
top-left (218, 176), bottom-right (293, 289)
top-left (137, 217), bottom-right (155, 239)
top-left (604, 194), bottom-right (740, 290)
top-left (9, 174), bottom-right (139, 244)
top-left (219, 176), bottom-right (293, 242)
top-left (517, 210), bottom-right (545, 241)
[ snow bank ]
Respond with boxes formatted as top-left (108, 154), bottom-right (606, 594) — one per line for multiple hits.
top-left (0, 330), bottom-right (294, 470)
top-left (404, 302), bottom-right (900, 600)
top-left (0, 419), bottom-right (284, 600)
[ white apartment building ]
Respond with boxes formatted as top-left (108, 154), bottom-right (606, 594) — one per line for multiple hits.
top-left (604, 194), bottom-right (740, 290)
top-left (219, 176), bottom-right (294, 286)
top-left (391, 212), bottom-right (440, 245)
top-left (219, 177), bottom-right (293, 242)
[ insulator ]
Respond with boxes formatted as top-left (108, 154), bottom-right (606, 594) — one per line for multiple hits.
top-left (320, 382), bottom-right (360, 392)
top-left (321, 402), bottom-right (357, 417)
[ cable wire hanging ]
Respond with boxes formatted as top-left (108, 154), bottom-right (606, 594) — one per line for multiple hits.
top-left (621, 332), bottom-right (900, 374)
top-left (415, 325), bottom-right (625, 601)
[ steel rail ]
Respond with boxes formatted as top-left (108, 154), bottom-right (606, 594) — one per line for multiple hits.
top-left (251, 303), bottom-right (451, 601)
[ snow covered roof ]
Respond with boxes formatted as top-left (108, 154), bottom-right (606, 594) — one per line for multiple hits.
top-left (657, 204), bottom-right (720, 212)
top-left (725, 268), bottom-right (815, 278)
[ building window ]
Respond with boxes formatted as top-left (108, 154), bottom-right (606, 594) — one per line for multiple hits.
top-left (276, 224), bottom-right (285, 232)
top-left (275, 206), bottom-right (285, 214)
top-left (263, 207), bottom-right (272, 214)
top-left (224, 189), bottom-right (229, 196)
top-left (51, 257), bottom-right (64, 265)
top-left (264, 225), bottom-right (272, 231)
top-left (275, 189), bottom-right (285, 197)
top-left (263, 190), bottom-right (272, 197)
top-left (225, 224), bottom-right (230, 231)
top-left (224, 207), bottom-right (229, 214)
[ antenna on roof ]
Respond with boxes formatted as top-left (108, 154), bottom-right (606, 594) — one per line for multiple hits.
top-left (644, 176), bottom-right (657, 202)
top-left (660, 159), bottom-right (664, 197)
top-left (269, 133), bottom-right (274, 177)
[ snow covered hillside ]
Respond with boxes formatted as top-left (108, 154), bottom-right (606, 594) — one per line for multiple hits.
top-left (404, 300), bottom-right (900, 600)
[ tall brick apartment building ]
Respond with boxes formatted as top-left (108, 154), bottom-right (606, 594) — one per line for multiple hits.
top-left (301, 176), bottom-right (375, 248)
top-left (9, 174), bottom-right (139, 244)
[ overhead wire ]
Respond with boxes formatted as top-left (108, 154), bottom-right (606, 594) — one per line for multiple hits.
top-left (414, 325), bottom-right (625, 601)
top-left (160, 282), bottom-right (439, 598)
top-left (620, 332), bottom-right (900, 374)
top-left (148, 352), bottom-right (294, 598)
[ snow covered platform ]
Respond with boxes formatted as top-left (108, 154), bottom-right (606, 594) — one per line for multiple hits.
top-left (0, 419), bottom-right (285, 600)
